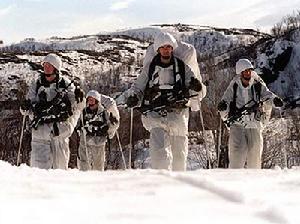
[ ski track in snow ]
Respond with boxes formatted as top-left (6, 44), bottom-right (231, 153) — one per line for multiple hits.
top-left (160, 170), bottom-right (245, 202)
top-left (160, 170), bottom-right (291, 224)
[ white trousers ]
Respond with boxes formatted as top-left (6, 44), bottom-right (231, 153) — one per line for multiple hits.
top-left (77, 141), bottom-right (106, 171)
top-left (150, 127), bottom-right (188, 171)
top-left (30, 137), bottom-right (70, 170)
top-left (229, 126), bottom-right (263, 169)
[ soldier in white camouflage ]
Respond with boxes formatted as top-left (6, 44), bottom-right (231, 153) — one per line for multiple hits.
top-left (125, 32), bottom-right (206, 171)
top-left (20, 53), bottom-right (85, 169)
top-left (77, 90), bottom-right (119, 171)
top-left (218, 59), bottom-right (283, 168)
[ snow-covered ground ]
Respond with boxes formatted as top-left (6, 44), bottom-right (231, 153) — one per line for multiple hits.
top-left (0, 161), bottom-right (299, 224)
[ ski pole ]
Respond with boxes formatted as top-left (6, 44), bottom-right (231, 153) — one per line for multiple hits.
top-left (17, 114), bottom-right (27, 166)
top-left (80, 113), bottom-right (91, 170)
top-left (216, 114), bottom-right (222, 167)
top-left (116, 131), bottom-right (127, 169)
top-left (128, 107), bottom-right (133, 169)
top-left (279, 109), bottom-right (288, 168)
top-left (198, 100), bottom-right (211, 169)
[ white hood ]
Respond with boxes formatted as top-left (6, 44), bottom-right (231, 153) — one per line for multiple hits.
top-left (86, 90), bottom-right (101, 103)
top-left (235, 59), bottom-right (254, 74)
top-left (153, 32), bottom-right (178, 52)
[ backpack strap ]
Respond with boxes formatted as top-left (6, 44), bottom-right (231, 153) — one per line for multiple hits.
top-left (146, 54), bottom-right (161, 89)
top-left (232, 82), bottom-right (238, 107)
top-left (228, 82), bottom-right (238, 117)
top-left (147, 55), bottom-right (185, 87)
top-left (174, 57), bottom-right (186, 89)
top-left (57, 76), bottom-right (67, 90)
top-left (253, 81), bottom-right (262, 102)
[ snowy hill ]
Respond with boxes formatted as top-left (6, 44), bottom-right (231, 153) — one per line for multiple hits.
top-left (114, 23), bottom-right (267, 57)
top-left (0, 35), bottom-right (149, 102)
top-left (0, 24), bottom-right (300, 169)
top-left (0, 160), bottom-right (299, 224)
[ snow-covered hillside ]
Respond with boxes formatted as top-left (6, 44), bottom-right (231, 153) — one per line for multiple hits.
top-left (0, 161), bottom-right (299, 224)
top-left (1, 24), bottom-right (300, 168)
top-left (0, 23), bottom-right (277, 103)
top-left (257, 30), bottom-right (300, 99)
top-left (0, 35), bottom-right (149, 102)
top-left (114, 24), bottom-right (266, 57)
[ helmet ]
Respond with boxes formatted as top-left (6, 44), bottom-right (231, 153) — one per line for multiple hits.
top-left (41, 53), bottom-right (62, 71)
top-left (235, 59), bottom-right (254, 74)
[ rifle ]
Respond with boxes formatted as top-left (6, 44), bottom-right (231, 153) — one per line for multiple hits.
top-left (82, 110), bottom-right (109, 137)
top-left (224, 98), bottom-right (270, 128)
top-left (138, 93), bottom-right (199, 115)
top-left (31, 83), bottom-right (74, 129)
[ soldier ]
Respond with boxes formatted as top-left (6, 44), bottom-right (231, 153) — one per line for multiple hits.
top-left (20, 53), bottom-right (85, 169)
top-left (218, 59), bottom-right (283, 168)
top-left (125, 32), bottom-right (206, 171)
top-left (77, 90), bottom-right (119, 171)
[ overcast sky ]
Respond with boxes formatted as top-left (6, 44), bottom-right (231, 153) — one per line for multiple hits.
top-left (0, 0), bottom-right (299, 44)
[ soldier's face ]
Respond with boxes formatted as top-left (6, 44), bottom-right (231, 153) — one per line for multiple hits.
top-left (43, 62), bottom-right (55, 74)
top-left (158, 45), bottom-right (173, 60)
top-left (240, 69), bottom-right (252, 86)
top-left (87, 97), bottom-right (98, 109)
top-left (241, 69), bottom-right (252, 80)
top-left (43, 62), bottom-right (56, 82)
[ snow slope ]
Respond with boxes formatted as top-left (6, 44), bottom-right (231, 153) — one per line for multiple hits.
top-left (0, 161), bottom-right (299, 224)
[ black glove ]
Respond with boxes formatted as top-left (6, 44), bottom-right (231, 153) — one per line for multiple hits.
top-left (189, 77), bottom-right (202, 92)
top-left (273, 97), bottom-right (283, 107)
top-left (126, 94), bottom-right (139, 108)
top-left (75, 87), bottom-right (85, 103)
top-left (218, 100), bottom-right (227, 111)
top-left (99, 125), bottom-right (109, 136)
top-left (33, 101), bottom-right (48, 115)
top-left (20, 99), bottom-right (32, 111)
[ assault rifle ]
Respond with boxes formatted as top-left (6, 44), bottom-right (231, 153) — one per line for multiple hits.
top-left (30, 79), bottom-right (77, 130)
top-left (81, 110), bottom-right (109, 137)
top-left (31, 90), bottom-right (72, 129)
top-left (138, 93), bottom-right (199, 115)
top-left (224, 98), bottom-right (270, 128)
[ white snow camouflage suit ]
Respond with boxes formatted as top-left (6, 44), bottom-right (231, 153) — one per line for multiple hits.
top-left (220, 59), bottom-right (278, 169)
top-left (77, 91), bottom-right (120, 171)
top-left (128, 32), bottom-right (206, 171)
top-left (21, 54), bottom-right (85, 169)
top-left (24, 73), bottom-right (84, 170)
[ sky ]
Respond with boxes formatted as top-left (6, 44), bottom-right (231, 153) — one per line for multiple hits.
top-left (0, 0), bottom-right (299, 44)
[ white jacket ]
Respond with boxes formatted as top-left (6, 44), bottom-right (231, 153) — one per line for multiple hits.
top-left (128, 37), bottom-right (205, 136)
